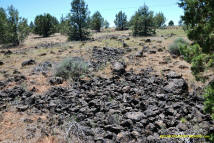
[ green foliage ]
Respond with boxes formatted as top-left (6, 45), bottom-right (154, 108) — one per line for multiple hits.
top-left (55, 57), bottom-right (89, 80)
top-left (103, 20), bottom-right (109, 29)
top-left (34, 13), bottom-right (59, 37)
top-left (154, 12), bottom-right (166, 28)
top-left (58, 15), bottom-right (70, 35)
top-left (191, 54), bottom-right (206, 77)
top-left (178, 0), bottom-right (214, 53)
top-left (168, 38), bottom-right (188, 56)
top-left (179, 43), bottom-right (202, 62)
top-left (18, 18), bottom-right (30, 43)
top-left (0, 6), bottom-right (30, 46)
top-left (204, 81), bottom-right (214, 120)
top-left (90, 11), bottom-right (104, 32)
top-left (131, 4), bottom-right (155, 36)
top-left (114, 11), bottom-right (127, 31)
top-left (0, 8), bottom-right (9, 44)
top-left (168, 20), bottom-right (174, 26)
top-left (68, 0), bottom-right (90, 41)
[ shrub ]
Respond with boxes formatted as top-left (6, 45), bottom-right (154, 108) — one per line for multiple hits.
top-left (55, 57), bottom-right (88, 80)
top-left (34, 13), bottom-right (59, 37)
top-left (179, 43), bottom-right (202, 62)
top-left (204, 81), bottom-right (214, 120)
top-left (191, 54), bottom-right (206, 76)
top-left (68, 0), bottom-right (90, 41)
top-left (168, 38), bottom-right (188, 56)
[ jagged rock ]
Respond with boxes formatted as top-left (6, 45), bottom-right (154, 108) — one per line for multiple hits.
top-left (16, 105), bottom-right (29, 112)
top-left (164, 78), bottom-right (188, 94)
top-left (126, 112), bottom-right (145, 121)
top-left (116, 132), bottom-right (135, 143)
top-left (166, 71), bottom-right (182, 79)
top-left (112, 62), bottom-right (126, 75)
top-left (145, 39), bottom-right (151, 43)
top-left (22, 59), bottom-right (36, 67)
top-left (49, 77), bottom-right (64, 85)
top-left (135, 50), bottom-right (143, 57)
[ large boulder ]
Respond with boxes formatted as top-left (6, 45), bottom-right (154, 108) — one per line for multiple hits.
top-left (164, 78), bottom-right (188, 94)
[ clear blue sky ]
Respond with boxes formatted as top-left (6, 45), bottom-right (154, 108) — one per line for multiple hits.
top-left (0, 0), bottom-right (183, 27)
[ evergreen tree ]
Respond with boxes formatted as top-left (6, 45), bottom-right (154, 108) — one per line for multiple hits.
top-left (168, 20), bottom-right (174, 26)
top-left (34, 13), bottom-right (59, 37)
top-left (0, 8), bottom-right (8, 44)
top-left (114, 11), bottom-right (127, 30)
top-left (90, 11), bottom-right (103, 32)
top-left (178, 0), bottom-right (214, 52)
top-left (103, 20), bottom-right (109, 29)
top-left (154, 12), bottom-right (166, 28)
top-left (0, 5), bottom-right (30, 46)
top-left (59, 14), bottom-right (70, 35)
top-left (131, 4), bottom-right (155, 36)
top-left (68, 0), bottom-right (89, 41)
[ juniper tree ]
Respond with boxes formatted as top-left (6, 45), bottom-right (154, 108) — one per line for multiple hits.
top-left (178, 0), bottom-right (214, 53)
top-left (114, 11), bottom-right (127, 30)
top-left (68, 0), bottom-right (89, 41)
top-left (131, 4), bottom-right (155, 36)
top-left (154, 12), bottom-right (166, 28)
top-left (90, 11), bottom-right (103, 32)
top-left (168, 20), bottom-right (174, 26)
top-left (34, 13), bottom-right (59, 37)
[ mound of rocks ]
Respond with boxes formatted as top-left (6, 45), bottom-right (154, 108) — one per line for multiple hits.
top-left (90, 46), bottom-right (130, 71)
top-left (0, 69), bottom-right (212, 142)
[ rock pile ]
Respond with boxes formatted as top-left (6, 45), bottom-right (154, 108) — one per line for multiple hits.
top-left (90, 47), bottom-right (131, 71)
top-left (0, 69), bottom-right (213, 142)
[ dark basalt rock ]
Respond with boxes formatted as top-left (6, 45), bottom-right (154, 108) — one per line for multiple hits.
top-left (0, 69), bottom-right (212, 143)
top-left (49, 77), bottom-right (64, 85)
top-left (22, 59), bottom-right (36, 67)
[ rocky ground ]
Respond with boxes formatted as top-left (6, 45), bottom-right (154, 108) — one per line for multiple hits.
top-left (0, 28), bottom-right (213, 143)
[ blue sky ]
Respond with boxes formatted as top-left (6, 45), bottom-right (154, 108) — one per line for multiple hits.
top-left (0, 0), bottom-right (183, 27)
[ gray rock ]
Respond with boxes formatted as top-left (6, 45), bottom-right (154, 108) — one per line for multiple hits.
top-left (166, 71), bottom-right (182, 79)
top-left (49, 77), bottom-right (64, 85)
top-left (126, 112), bottom-right (145, 121)
top-left (164, 78), bottom-right (188, 94)
top-left (112, 62), bottom-right (126, 75)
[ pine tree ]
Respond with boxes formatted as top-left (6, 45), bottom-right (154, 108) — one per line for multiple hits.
top-left (114, 11), bottom-right (127, 30)
top-left (68, 0), bottom-right (89, 41)
top-left (90, 11), bottom-right (103, 32)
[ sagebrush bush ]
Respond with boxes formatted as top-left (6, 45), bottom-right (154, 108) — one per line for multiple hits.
top-left (168, 38), bottom-right (188, 56)
top-left (55, 57), bottom-right (88, 80)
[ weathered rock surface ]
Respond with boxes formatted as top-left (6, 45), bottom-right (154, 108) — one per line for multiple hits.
top-left (0, 69), bottom-right (212, 143)
top-left (22, 59), bottom-right (36, 67)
